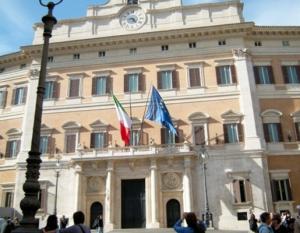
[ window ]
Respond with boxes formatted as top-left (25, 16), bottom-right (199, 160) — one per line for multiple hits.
top-left (161, 128), bottom-right (181, 145)
top-left (188, 68), bottom-right (201, 87)
top-left (161, 45), bottom-right (169, 51)
top-left (237, 212), bottom-right (248, 221)
top-left (4, 192), bottom-right (14, 207)
top-left (69, 79), bottom-right (80, 97)
top-left (48, 56), bottom-right (54, 63)
top-left (194, 125), bottom-right (205, 145)
top-left (218, 40), bottom-right (226, 46)
top-left (39, 136), bottom-right (49, 154)
top-left (282, 41), bottom-right (290, 47)
top-left (12, 86), bottom-right (27, 105)
top-left (92, 76), bottom-right (111, 96)
top-left (271, 179), bottom-right (292, 201)
top-left (189, 42), bottom-right (196, 48)
top-left (282, 65), bottom-right (300, 84)
top-left (129, 48), bottom-right (137, 55)
top-left (263, 123), bottom-right (283, 143)
top-left (20, 64), bottom-right (26, 69)
top-left (127, 0), bottom-right (138, 4)
top-left (253, 66), bottom-right (274, 84)
top-left (73, 53), bottom-right (80, 60)
top-left (5, 140), bottom-right (21, 158)
top-left (65, 134), bottom-right (76, 153)
top-left (157, 70), bottom-right (178, 90)
top-left (233, 179), bottom-right (252, 204)
top-left (223, 123), bottom-right (243, 143)
top-left (131, 130), bottom-right (140, 146)
top-left (98, 51), bottom-right (106, 57)
top-left (90, 132), bottom-right (107, 149)
top-left (44, 81), bottom-right (57, 100)
top-left (124, 73), bottom-right (144, 93)
top-left (0, 90), bottom-right (7, 108)
top-left (216, 65), bottom-right (236, 85)
top-left (254, 41), bottom-right (262, 47)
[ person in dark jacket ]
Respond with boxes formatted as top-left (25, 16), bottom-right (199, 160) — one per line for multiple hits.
top-left (249, 213), bottom-right (259, 233)
top-left (272, 213), bottom-right (288, 233)
top-left (174, 212), bottom-right (205, 233)
top-left (92, 215), bottom-right (103, 233)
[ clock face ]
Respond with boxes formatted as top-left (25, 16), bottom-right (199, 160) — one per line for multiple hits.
top-left (120, 8), bottom-right (146, 30)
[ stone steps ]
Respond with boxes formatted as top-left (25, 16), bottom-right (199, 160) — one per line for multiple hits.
top-left (105, 229), bottom-right (248, 233)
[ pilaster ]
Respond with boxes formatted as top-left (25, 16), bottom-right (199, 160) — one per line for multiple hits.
top-left (105, 160), bottom-right (115, 232)
top-left (149, 159), bottom-right (160, 228)
top-left (183, 157), bottom-right (193, 212)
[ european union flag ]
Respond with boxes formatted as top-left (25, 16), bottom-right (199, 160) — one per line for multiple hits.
top-left (145, 86), bottom-right (177, 135)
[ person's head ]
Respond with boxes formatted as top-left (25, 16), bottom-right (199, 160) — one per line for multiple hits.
top-left (260, 212), bottom-right (272, 225)
top-left (272, 213), bottom-right (282, 227)
top-left (45, 215), bottom-right (58, 231)
top-left (73, 211), bottom-right (85, 225)
top-left (185, 213), bottom-right (198, 227)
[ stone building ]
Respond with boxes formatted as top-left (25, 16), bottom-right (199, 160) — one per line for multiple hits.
top-left (0, 0), bottom-right (300, 231)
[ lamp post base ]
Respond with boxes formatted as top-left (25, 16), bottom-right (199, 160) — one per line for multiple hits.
top-left (12, 219), bottom-right (40, 233)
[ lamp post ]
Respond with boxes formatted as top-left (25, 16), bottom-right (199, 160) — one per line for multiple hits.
top-left (13, 1), bottom-right (63, 232)
top-left (197, 146), bottom-right (213, 229)
top-left (54, 156), bottom-right (61, 215)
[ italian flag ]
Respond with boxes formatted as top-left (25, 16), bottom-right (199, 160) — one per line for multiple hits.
top-left (113, 95), bottom-right (132, 146)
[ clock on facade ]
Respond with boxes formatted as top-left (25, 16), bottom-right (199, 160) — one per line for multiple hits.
top-left (120, 7), bottom-right (146, 30)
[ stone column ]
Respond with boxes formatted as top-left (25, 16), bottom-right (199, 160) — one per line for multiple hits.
top-left (183, 157), bottom-right (193, 212)
top-left (73, 164), bottom-right (82, 212)
top-left (150, 159), bottom-right (160, 228)
top-left (233, 48), bottom-right (265, 150)
top-left (105, 161), bottom-right (114, 231)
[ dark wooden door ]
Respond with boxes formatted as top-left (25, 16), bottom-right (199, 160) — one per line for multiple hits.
top-left (90, 202), bottom-right (103, 229)
top-left (166, 199), bottom-right (181, 228)
top-left (121, 179), bottom-right (146, 228)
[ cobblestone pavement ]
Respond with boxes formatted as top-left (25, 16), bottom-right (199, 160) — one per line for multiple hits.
top-left (104, 229), bottom-right (248, 233)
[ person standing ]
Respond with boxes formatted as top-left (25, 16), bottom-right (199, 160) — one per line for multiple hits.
top-left (249, 213), bottom-right (259, 233)
top-left (258, 212), bottom-right (274, 233)
top-left (295, 206), bottom-right (300, 233)
top-left (60, 215), bottom-right (68, 229)
top-left (174, 212), bottom-right (205, 233)
top-left (92, 215), bottom-right (103, 233)
top-left (271, 213), bottom-right (288, 233)
top-left (59, 211), bottom-right (91, 233)
top-left (41, 215), bottom-right (59, 233)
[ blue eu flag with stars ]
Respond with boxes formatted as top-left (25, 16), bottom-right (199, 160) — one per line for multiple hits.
top-left (145, 86), bottom-right (177, 135)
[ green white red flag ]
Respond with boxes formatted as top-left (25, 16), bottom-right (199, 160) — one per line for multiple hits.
top-left (113, 95), bottom-right (132, 146)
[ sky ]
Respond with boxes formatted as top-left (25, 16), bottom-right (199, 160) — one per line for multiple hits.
top-left (0, 0), bottom-right (299, 56)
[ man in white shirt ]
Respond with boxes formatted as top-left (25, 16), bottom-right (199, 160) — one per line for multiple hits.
top-left (60, 211), bottom-right (91, 233)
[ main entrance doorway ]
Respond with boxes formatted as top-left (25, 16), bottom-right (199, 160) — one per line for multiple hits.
top-left (121, 179), bottom-right (146, 228)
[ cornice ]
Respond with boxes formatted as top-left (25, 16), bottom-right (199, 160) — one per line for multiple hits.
top-left (0, 51), bottom-right (30, 66)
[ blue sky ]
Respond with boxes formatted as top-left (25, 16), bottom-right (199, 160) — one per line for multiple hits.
top-left (0, 0), bottom-right (299, 56)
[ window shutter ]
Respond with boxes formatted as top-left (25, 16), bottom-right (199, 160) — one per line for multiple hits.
top-left (69, 79), bottom-right (80, 97)
top-left (238, 123), bottom-right (244, 142)
top-left (175, 128), bottom-right (183, 143)
top-left (104, 132), bottom-right (109, 148)
top-left (11, 89), bottom-right (16, 105)
top-left (172, 70), bottom-right (178, 89)
top-left (106, 77), bottom-right (112, 94)
top-left (189, 68), bottom-right (201, 87)
top-left (296, 65), bottom-right (300, 83)
top-left (194, 126), bottom-right (205, 145)
top-left (271, 180), bottom-right (278, 202)
top-left (157, 71), bottom-right (162, 89)
top-left (0, 91), bottom-right (7, 108)
top-left (267, 66), bottom-right (275, 84)
top-left (231, 65), bottom-right (237, 84)
top-left (223, 124), bottom-right (229, 143)
top-left (233, 179), bottom-right (241, 203)
top-left (5, 141), bottom-right (11, 158)
top-left (282, 66), bottom-right (289, 84)
top-left (47, 137), bottom-right (53, 154)
top-left (66, 134), bottom-right (76, 153)
top-left (253, 66), bottom-right (260, 84)
top-left (245, 179), bottom-right (252, 202)
top-left (142, 132), bottom-right (149, 145)
top-left (286, 179), bottom-right (293, 201)
top-left (22, 87), bottom-right (28, 104)
top-left (124, 74), bottom-right (129, 92)
top-left (295, 123), bottom-right (300, 141)
top-left (90, 133), bottom-right (95, 149)
top-left (277, 123), bottom-right (283, 142)
top-left (263, 124), bottom-right (270, 143)
top-left (161, 128), bottom-right (166, 144)
top-left (16, 140), bottom-right (21, 155)
top-left (138, 73), bottom-right (145, 92)
top-left (216, 67), bottom-right (221, 85)
top-left (53, 82), bottom-right (60, 99)
top-left (92, 77), bottom-right (97, 95)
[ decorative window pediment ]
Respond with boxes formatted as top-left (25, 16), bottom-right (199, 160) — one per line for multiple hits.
top-left (6, 128), bottom-right (22, 138)
top-left (62, 121), bottom-right (81, 131)
top-left (261, 109), bottom-right (282, 123)
top-left (188, 112), bottom-right (209, 124)
top-left (221, 110), bottom-right (243, 123)
top-left (226, 171), bottom-right (251, 180)
top-left (89, 120), bottom-right (108, 132)
top-left (41, 124), bottom-right (53, 135)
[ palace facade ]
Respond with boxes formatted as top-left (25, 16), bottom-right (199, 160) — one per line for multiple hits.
top-left (0, 0), bottom-right (300, 232)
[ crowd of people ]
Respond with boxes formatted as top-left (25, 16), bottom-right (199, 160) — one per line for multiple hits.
top-left (249, 206), bottom-right (300, 233)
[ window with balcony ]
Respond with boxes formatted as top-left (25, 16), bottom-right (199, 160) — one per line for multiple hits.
top-left (12, 86), bottom-right (27, 105)
top-left (124, 73), bottom-right (144, 93)
top-left (216, 65), bottom-right (237, 85)
top-left (271, 179), bottom-right (292, 202)
top-left (223, 123), bottom-right (243, 144)
top-left (282, 65), bottom-right (300, 84)
top-left (90, 132), bottom-right (108, 149)
top-left (253, 66), bottom-right (275, 84)
top-left (63, 121), bottom-right (81, 153)
top-left (263, 123), bottom-right (283, 143)
top-left (65, 134), bottom-right (76, 153)
top-left (130, 130), bottom-right (140, 146)
top-left (194, 125), bottom-right (205, 145)
top-left (157, 70), bottom-right (178, 90)
top-left (161, 127), bottom-right (181, 145)
top-left (92, 76), bottom-right (111, 96)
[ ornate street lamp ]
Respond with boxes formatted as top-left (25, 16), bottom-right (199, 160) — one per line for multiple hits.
top-left (54, 155), bottom-right (61, 215)
top-left (13, 1), bottom-right (63, 232)
top-left (196, 145), bottom-right (213, 229)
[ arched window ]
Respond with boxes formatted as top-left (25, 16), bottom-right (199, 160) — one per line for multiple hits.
top-left (166, 199), bottom-right (180, 228)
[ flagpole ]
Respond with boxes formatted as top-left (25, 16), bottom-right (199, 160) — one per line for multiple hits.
top-left (129, 89), bottom-right (133, 146)
top-left (138, 85), bottom-right (153, 146)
